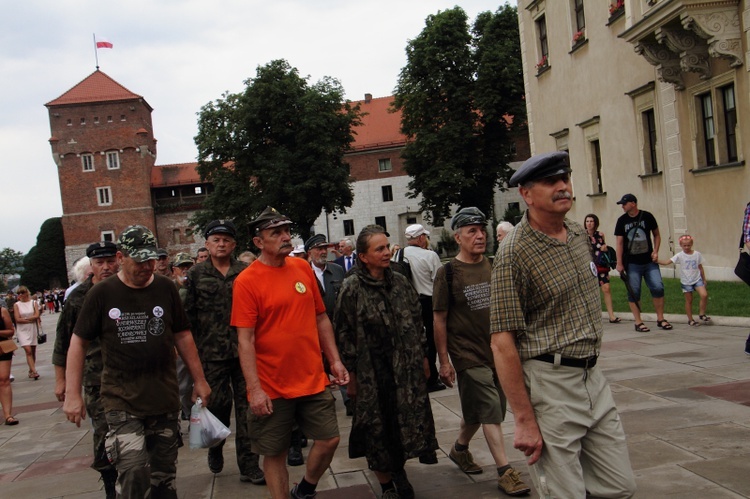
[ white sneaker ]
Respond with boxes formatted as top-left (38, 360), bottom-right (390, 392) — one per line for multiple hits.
top-left (9, 374), bottom-right (14, 382)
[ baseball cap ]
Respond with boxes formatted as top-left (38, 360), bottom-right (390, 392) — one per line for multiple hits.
top-left (616, 193), bottom-right (638, 205)
top-left (117, 225), bottom-right (158, 263)
top-left (173, 252), bottom-right (194, 267)
top-left (405, 224), bottom-right (430, 238)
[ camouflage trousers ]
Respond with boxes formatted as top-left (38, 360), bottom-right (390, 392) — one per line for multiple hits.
top-left (203, 358), bottom-right (259, 472)
top-left (105, 410), bottom-right (181, 499)
top-left (84, 385), bottom-right (116, 473)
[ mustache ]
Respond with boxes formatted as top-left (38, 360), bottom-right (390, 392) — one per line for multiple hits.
top-left (552, 191), bottom-right (572, 201)
top-left (280, 243), bottom-right (293, 249)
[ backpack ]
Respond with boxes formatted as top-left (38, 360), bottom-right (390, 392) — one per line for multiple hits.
top-left (390, 248), bottom-right (412, 281)
top-left (599, 246), bottom-right (617, 269)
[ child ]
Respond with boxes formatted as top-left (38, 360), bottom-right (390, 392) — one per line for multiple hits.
top-left (658, 235), bottom-right (710, 326)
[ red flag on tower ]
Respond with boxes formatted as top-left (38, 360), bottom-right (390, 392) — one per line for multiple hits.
top-left (95, 36), bottom-right (113, 49)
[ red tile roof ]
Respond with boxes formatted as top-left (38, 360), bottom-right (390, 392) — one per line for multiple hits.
top-left (45, 70), bottom-right (151, 109)
top-left (350, 95), bottom-right (406, 151)
top-left (151, 163), bottom-right (201, 187)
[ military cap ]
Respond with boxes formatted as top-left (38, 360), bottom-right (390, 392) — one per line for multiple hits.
top-left (304, 234), bottom-right (331, 253)
top-left (616, 193), bottom-right (638, 205)
top-left (451, 207), bottom-right (487, 230)
top-left (249, 206), bottom-right (293, 234)
top-left (509, 151), bottom-right (571, 187)
top-left (156, 248), bottom-right (168, 258)
top-left (173, 252), bottom-right (194, 267)
top-left (204, 219), bottom-right (237, 239)
top-left (86, 241), bottom-right (117, 259)
top-left (117, 225), bottom-right (158, 263)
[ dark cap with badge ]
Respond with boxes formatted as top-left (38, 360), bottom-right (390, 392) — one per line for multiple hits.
top-left (304, 233), bottom-right (331, 253)
top-left (451, 207), bottom-right (487, 230)
top-left (204, 219), bottom-right (237, 239)
top-left (249, 207), bottom-right (293, 235)
top-left (86, 241), bottom-right (117, 259)
top-left (616, 193), bottom-right (638, 205)
top-left (509, 151), bottom-right (571, 187)
top-left (117, 225), bottom-right (158, 263)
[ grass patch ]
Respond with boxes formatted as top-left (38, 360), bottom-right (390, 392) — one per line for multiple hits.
top-left (604, 277), bottom-right (750, 317)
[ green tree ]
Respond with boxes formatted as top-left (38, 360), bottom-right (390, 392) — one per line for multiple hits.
top-left (193, 59), bottom-right (362, 249)
top-left (0, 247), bottom-right (24, 292)
top-left (21, 218), bottom-right (68, 292)
top-left (393, 5), bottom-right (525, 224)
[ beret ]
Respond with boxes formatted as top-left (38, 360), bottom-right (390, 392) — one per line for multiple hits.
top-left (509, 151), bottom-right (571, 187)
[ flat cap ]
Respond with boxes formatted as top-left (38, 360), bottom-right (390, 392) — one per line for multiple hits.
top-left (86, 241), bottom-right (117, 259)
top-left (616, 193), bottom-right (638, 205)
top-left (451, 207), bottom-right (487, 230)
top-left (249, 206), bottom-right (293, 234)
top-left (204, 219), bottom-right (237, 239)
top-left (173, 252), bottom-right (194, 267)
top-left (304, 234), bottom-right (330, 253)
top-left (405, 224), bottom-right (429, 238)
top-left (509, 151), bottom-right (571, 187)
top-left (117, 225), bottom-right (158, 263)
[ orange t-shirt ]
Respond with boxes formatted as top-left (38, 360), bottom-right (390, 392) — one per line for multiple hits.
top-left (231, 257), bottom-right (328, 399)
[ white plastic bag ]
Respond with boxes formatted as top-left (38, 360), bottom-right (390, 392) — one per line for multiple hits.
top-left (189, 397), bottom-right (231, 449)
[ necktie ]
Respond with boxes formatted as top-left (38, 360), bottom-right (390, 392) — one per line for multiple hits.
top-left (346, 256), bottom-right (352, 271)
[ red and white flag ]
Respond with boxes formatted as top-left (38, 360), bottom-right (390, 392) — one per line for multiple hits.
top-left (95, 36), bottom-right (113, 49)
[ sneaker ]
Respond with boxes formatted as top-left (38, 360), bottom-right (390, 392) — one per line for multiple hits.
top-left (497, 467), bottom-right (531, 496)
top-left (290, 483), bottom-right (317, 499)
top-left (9, 374), bottom-right (13, 382)
top-left (208, 447), bottom-right (224, 474)
top-left (239, 465), bottom-right (266, 485)
top-left (287, 446), bottom-right (304, 466)
top-left (448, 445), bottom-right (482, 474)
top-left (382, 489), bottom-right (400, 499)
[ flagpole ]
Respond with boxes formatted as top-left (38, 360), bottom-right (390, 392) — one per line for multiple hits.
top-left (93, 33), bottom-right (99, 70)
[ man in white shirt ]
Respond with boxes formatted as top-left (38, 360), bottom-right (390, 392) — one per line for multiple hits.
top-left (403, 224), bottom-right (444, 392)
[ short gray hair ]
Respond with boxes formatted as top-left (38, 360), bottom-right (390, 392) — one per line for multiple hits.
top-left (496, 221), bottom-right (514, 234)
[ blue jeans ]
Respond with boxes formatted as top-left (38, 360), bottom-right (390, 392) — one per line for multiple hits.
top-left (626, 262), bottom-right (664, 302)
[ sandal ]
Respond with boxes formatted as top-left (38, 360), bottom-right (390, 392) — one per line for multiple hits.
top-left (609, 317), bottom-right (622, 323)
top-left (5, 416), bottom-right (19, 425)
top-left (699, 315), bottom-right (711, 322)
top-left (688, 320), bottom-right (700, 327)
top-left (634, 323), bottom-right (650, 332)
top-left (28, 372), bottom-right (39, 380)
top-left (657, 320), bottom-right (673, 330)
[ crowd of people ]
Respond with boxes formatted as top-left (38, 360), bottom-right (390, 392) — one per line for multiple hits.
top-left (2, 151), bottom-right (749, 499)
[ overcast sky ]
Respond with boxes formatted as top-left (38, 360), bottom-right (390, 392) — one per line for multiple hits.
top-left (0, 0), bottom-right (515, 253)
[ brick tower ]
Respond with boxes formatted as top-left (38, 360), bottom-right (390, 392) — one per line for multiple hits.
top-left (46, 70), bottom-right (158, 267)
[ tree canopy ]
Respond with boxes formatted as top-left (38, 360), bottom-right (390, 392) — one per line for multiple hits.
top-left (21, 217), bottom-right (67, 291)
top-left (0, 247), bottom-right (24, 292)
top-left (393, 5), bottom-right (525, 224)
top-left (193, 59), bottom-right (362, 249)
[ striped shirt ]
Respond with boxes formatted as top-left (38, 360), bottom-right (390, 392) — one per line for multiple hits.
top-left (490, 212), bottom-right (602, 361)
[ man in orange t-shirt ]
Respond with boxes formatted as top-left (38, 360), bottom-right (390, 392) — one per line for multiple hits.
top-left (232, 207), bottom-right (349, 499)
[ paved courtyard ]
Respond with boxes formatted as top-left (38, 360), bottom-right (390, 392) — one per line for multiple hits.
top-left (1, 311), bottom-right (749, 498)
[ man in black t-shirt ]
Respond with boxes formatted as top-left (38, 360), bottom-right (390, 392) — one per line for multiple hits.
top-left (614, 194), bottom-right (670, 332)
top-left (63, 225), bottom-right (211, 499)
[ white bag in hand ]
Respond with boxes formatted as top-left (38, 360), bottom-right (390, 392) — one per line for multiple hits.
top-left (189, 397), bottom-right (231, 449)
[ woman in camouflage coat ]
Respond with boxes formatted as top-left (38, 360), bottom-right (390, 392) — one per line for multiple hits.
top-left (334, 225), bottom-right (438, 499)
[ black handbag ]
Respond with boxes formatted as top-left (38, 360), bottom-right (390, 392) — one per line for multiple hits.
top-left (36, 321), bottom-right (47, 344)
top-left (735, 251), bottom-right (750, 286)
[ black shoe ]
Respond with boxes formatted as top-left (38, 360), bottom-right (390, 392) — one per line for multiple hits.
top-left (427, 380), bottom-right (446, 393)
top-left (290, 483), bottom-right (317, 498)
top-left (208, 447), bottom-right (224, 474)
top-left (344, 399), bottom-right (353, 416)
top-left (288, 447), bottom-right (304, 466)
top-left (418, 450), bottom-right (438, 464)
top-left (746, 333), bottom-right (750, 356)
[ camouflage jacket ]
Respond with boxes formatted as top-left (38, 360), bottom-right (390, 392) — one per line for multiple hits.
top-left (333, 265), bottom-right (437, 465)
top-left (184, 257), bottom-right (247, 362)
top-left (52, 276), bottom-right (103, 387)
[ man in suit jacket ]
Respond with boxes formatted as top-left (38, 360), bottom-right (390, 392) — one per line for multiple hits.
top-left (306, 235), bottom-right (346, 319)
top-left (333, 238), bottom-right (356, 272)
